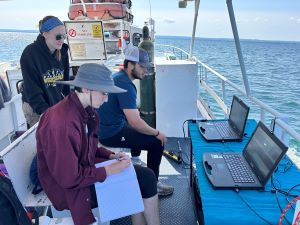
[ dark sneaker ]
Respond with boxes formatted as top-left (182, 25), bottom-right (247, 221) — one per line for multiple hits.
top-left (157, 181), bottom-right (174, 196)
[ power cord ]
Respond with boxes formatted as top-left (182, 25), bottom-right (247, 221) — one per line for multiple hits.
top-left (179, 138), bottom-right (192, 169)
top-left (277, 156), bottom-right (294, 173)
top-left (234, 189), bottom-right (273, 225)
top-left (182, 119), bottom-right (194, 138)
top-left (271, 176), bottom-right (300, 224)
top-left (274, 189), bottom-right (291, 225)
top-left (286, 184), bottom-right (300, 210)
top-left (182, 118), bottom-right (206, 138)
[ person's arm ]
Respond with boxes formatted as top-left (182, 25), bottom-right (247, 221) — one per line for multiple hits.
top-left (20, 49), bottom-right (49, 114)
top-left (124, 108), bottom-right (167, 146)
top-left (124, 108), bottom-right (157, 135)
top-left (42, 124), bottom-right (107, 189)
top-left (42, 122), bottom-right (130, 189)
top-left (96, 146), bottom-right (114, 160)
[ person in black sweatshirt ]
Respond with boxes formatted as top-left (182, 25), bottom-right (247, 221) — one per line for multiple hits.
top-left (20, 15), bottom-right (70, 127)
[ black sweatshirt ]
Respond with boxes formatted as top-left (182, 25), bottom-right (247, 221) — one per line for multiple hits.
top-left (20, 34), bottom-right (70, 115)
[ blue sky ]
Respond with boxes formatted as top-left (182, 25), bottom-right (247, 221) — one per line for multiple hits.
top-left (0, 0), bottom-right (299, 41)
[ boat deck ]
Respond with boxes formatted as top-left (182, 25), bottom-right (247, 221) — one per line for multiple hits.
top-left (111, 137), bottom-right (198, 225)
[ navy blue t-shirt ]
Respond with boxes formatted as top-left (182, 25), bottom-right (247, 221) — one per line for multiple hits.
top-left (97, 70), bottom-right (137, 139)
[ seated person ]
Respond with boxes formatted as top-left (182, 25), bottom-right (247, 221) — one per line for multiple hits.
top-left (36, 63), bottom-right (160, 225)
top-left (97, 47), bottom-right (174, 196)
top-left (0, 76), bottom-right (12, 109)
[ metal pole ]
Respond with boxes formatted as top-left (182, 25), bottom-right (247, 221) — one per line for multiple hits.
top-left (189, 0), bottom-right (201, 60)
top-left (226, 0), bottom-right (251, 96)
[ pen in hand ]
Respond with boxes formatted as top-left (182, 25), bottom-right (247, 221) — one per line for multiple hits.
top-left (114, 152), bottom-right (130, 161)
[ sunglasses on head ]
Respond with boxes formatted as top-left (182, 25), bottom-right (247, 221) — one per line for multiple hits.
top-left (55, 34), bottom-right (67, 41)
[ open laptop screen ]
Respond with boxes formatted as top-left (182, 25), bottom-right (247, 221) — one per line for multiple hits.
top-left (229, 96), bottom-right (249, 135)
top-left (243, 122), bottom-right (288, 184)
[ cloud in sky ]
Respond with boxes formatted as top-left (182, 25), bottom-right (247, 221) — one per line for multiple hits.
top-left (162, 18), bottom-right (175, 23)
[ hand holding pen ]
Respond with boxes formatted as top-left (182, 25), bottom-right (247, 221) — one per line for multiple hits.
top-left (114, 151), bottom-right (129, 161)
top-left (105, 152), bottom-right (131, 176)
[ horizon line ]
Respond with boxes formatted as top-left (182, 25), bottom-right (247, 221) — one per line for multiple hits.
top-left (0, 28), bottom-right (299, 43)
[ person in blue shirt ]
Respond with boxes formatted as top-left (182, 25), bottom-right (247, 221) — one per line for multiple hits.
top-left (97, 47), bottom-right (173, 196)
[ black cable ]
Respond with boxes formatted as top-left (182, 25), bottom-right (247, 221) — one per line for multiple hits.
top-left (275, 189), bottom-right (291, 225)
top-left (271, 176), bottom-right (300, 224)
top-left (235, 190), bottom-right (273, 225)
top-left (286, 184), bottom-right (300, 210)
top-left (180, 150), bottom-right (190, 169)
top-left (182, 119), bottom-right (193, 138)
top-left (182, 118), bottom-right (205, 138)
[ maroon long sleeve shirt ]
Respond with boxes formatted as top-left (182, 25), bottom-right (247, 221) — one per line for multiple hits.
top-left (36, 92), bottom-right (113, 225)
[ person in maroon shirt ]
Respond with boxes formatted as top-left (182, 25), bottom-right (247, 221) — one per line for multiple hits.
top-left (36, 63), bottom-right (160, 225)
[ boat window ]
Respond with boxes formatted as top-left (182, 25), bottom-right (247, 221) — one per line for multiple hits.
top-left (104, 30), bottom-right (130, 54)
top-left (132, 33), bottom-right (142, 46)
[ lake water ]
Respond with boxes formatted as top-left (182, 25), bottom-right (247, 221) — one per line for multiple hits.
top-left (1, 32), bottom-right (299, 150)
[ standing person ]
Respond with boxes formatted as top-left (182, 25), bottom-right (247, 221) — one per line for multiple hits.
top-left (20, 15), bottom-right (69, 127)
top-left (97, 47), bottom-right (174, 196)
top-left (36, 63), bottom-right (160, 225)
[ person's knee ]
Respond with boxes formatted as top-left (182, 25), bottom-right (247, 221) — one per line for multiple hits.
top-left (151, 139), bottom-right (164, 153)
top-left (136, 166), bottom-right (157, 198)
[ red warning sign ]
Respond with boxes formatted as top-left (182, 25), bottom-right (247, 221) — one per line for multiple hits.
top-left (68, 29), bottom-right (77, 37)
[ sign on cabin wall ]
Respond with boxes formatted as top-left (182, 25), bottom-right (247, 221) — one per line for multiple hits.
top-left (64, 21), bottom-right (107, 61)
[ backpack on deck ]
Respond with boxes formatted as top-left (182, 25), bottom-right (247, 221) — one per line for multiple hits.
top-left (30, 155), bottom-right (43, 195)
top-left (0, 175), bottom-right (32, 225)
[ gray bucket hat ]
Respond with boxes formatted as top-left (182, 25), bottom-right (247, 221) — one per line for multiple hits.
top-left (57, 63), bottom-right (126, 93)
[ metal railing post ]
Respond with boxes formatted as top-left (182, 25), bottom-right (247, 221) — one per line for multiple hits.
top-left (226, 0), bottom-right (251, 96)
top-left (189, 0), bottom-right (201, 60)
top-left (222, 80), bottom-right (226, 117)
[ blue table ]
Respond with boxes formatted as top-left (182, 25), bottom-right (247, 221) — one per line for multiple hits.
top-left (189, 119), bottom-right (300, 225)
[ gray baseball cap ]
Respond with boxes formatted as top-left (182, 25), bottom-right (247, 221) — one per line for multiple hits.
top-left (125, 47), bottom-right (153, 68)
top-left (57, 63), bottom-right (126, 93)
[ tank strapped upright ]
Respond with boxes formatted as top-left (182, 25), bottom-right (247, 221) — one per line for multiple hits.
top-left (138, 25), bottom-right (156, 128)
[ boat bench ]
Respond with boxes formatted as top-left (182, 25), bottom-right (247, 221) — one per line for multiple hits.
top-left (0, 124), bottom-right (107, 225)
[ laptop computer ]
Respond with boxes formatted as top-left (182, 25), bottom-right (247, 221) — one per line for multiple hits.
top-left (202, 121), bottom-right (288, 189)
top-left (198, 95), bottom-right (250, 142)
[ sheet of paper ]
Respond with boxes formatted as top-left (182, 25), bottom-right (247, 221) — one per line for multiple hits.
top-left (95, 159), bottom-right (144, 222)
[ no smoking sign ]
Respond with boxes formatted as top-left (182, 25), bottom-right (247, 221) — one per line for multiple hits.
top-left (68, 29), bottom-right (77, 37)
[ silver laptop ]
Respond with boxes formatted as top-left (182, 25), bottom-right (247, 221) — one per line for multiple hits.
top-left (202, 121), bottom-right (288, 189)
top-left (198, 95), bottom-right (250, 142)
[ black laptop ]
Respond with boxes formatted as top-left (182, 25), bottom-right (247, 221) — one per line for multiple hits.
top-left (203, 121), bottom-right (288, 189)
top-left (198, 95), bottom-right (250, 142)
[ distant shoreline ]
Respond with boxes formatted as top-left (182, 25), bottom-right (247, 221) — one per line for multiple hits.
top-left (0, 29), bottom-right (38, 33)
top-left (0, 29), bottom-right (299, 44)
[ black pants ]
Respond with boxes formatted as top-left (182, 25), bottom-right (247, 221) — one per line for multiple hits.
top-left (99, 124), bottom-right (164, 180)
top-left (90, 165), bottom-right (157, 208)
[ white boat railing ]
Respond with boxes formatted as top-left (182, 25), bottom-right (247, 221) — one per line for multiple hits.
top-left (155, 44), bottom-right (300, 144)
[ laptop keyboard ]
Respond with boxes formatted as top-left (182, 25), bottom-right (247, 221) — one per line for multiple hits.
top-left (214, 122), bottom-right (237, 138)
top-left (223, 154), bottom-right (255, 183)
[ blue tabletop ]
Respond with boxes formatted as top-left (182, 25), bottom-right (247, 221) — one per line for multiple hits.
top-left (189, 119), bottom-right (300, 225)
